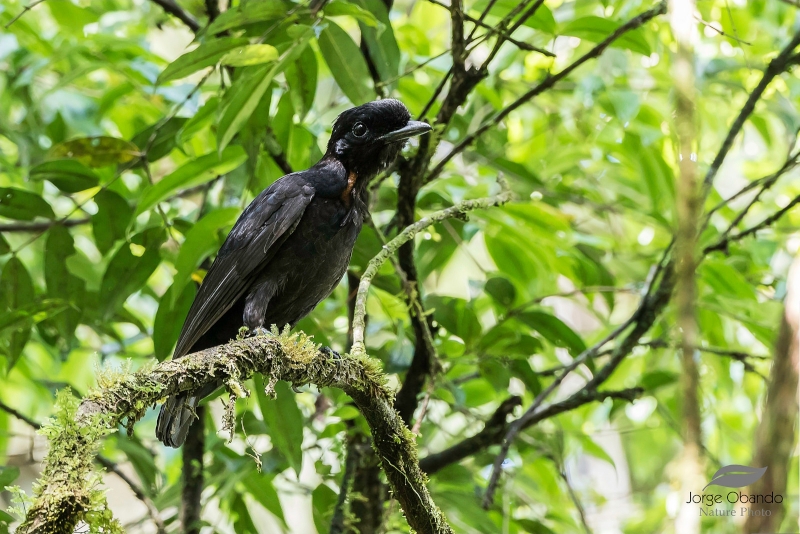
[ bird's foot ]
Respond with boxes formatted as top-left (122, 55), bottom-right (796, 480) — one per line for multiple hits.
top-left (320, 346), bottom-right (344, 374)
top-left (248, 326), bottom-right (271, 338)
top-left (320, 346), bottom-right (342, 360)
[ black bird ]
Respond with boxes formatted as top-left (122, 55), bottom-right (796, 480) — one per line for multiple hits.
top-left (156, 99), bottom-right (431, 447)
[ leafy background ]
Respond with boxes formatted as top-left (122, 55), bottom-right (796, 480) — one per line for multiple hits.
top-left (0, 0), bottom-right (799, 532)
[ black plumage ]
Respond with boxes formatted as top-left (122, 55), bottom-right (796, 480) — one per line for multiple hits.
top-left (156, 99), bottom-right (431, 447)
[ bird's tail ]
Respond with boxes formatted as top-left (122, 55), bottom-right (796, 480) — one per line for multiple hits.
top-left (157, 380), bottom-right (221, 447)
top-left (156, 393), bottom-right (201, 448)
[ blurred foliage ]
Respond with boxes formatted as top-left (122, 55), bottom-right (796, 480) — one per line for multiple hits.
top-left (0, 0), bottom-right (799, 531)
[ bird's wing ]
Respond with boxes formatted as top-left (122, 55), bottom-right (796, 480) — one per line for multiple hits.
top-left (173, 177), bottom-right (315, 358)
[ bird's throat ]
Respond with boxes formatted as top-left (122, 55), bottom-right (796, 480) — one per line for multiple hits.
top-left (341, 170), bottom-right (358, 206)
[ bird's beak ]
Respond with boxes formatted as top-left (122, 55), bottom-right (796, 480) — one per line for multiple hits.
top-left (378, 121), bottom-right (432, 143)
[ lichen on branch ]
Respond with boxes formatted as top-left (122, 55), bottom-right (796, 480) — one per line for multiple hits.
top-left (15, 327), bottom-right (454, 534)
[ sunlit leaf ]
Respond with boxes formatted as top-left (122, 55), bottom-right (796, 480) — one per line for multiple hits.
top-left (29, 159), bottom-right (99, 193)
top-left (206, 0), bottom-right (291, 35)
top-left (317, 20), bottom-right (376, 105)
top-left (0, 188), bottom-right (55, 220)
top-left (255, 377), bottom-right (304, 477)
top-left (49, 136), bottom-right (141, 167)
top-left (217, 32), bottom-right (313, 152)
top-left (220, 44), bottom-right (280, 67)
top-left (561, 16), bottom-right (651, 55)
top-left (157, 37), bottom-right (250, 83)
top-left (99, 229), bottom-right (165, 319)
top-left (135, 146), bottom-right (248, 216)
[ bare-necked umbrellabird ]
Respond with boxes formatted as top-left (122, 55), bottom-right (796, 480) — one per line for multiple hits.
top-left (156, 99), bottom-right (431, 447)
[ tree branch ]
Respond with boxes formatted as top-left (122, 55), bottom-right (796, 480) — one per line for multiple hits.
top-left (425, 1), bottom-right (668, 184)
top-left (0, 217), bottom-right (90, 233)
top-left (703, 192), bottom-right (800, 254)
top-left (700, 28), bottom-right (800, 194)
top-left (351, 177), bottom-right (515, 357)
top-left (419, 387), bottom-right (642, 475)
top-left (16, 333), bottom-right (454, 534)
top-left (181, 406), bottom-right (205, 534)
top-left (149, 0), bottom-right (200, 32)
top-left (0, 399), bottom-right (166, 534)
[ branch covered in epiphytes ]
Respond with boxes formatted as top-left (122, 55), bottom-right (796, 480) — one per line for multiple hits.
top-left (15, 330), bottom-right (455, 534)
top-left (0, 400), bottom-right (166, 534)
top-left (351, 176), bottom-right (515, 358)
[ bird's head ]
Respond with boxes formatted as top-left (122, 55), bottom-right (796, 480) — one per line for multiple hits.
top-left (326, 99), bottom-right (431, 179)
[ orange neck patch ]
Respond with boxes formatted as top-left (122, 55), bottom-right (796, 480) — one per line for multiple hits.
top-left (341, 171), bottom-right (357, 205)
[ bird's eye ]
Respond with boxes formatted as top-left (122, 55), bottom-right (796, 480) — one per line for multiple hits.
top-left (352, 122), bottom-right (367, 137)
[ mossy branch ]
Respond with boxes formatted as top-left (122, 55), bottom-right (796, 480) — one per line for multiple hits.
top-left (351, 176), bottom-right (515, 356)
top-left (17, 330), bottom-right (454, 534)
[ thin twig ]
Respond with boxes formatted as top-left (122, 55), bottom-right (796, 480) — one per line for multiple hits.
top-left (426, 2), bottom-right (668, 183)
top-left (149, 0), bottom-right (200, 32)
top-left (700, 28), bottom-right (800, 194)
top-left (0, 217), bottom-right (90, 233)
top-left (5, 0), bottom-right (47, 28)
top-left (351, 177), bottom-right (515, 356)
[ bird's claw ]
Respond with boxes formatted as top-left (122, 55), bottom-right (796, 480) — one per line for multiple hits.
top-left (320, 346), bottom-right (344, 374)
top-left (248, 326), bottom-right (271, 338)
top-left (320, 346), bottom-right (342, 360)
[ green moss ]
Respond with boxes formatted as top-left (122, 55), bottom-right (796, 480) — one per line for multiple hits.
top-left (16, 389), bottom-right (122, 534)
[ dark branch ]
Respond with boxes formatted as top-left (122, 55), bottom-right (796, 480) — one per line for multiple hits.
top-left (0, 217), bottom-right (90, 233)
top-left (420, 387), bottom-right (642, 475)
top-left (150, 0), bottom-right (200, 32)
top-left (700, 28), bottom-right (800, 193)
top-left (425, 1), bottom-right (668, 183)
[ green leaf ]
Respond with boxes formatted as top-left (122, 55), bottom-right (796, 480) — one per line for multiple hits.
top-left (157, 37), bottom-right (251, 83)
top-left (29, 159), bottom-right (99, 193)
top-left (241, 472), bottom-right (287, 526)
top-left (99, 229), bottom-right (165, 320)
top-left (311, 483), bottom-right (337, 534)
top-left (471, 0), bottom-right (555, 33)
top-left (516, 311), bottom-right (586, 355)
top-left (285, 46), bottom-right (317, 120)
top-left (317, 21), bottom-right (376, 105)
top-left (220, 44), bottom-right (279, 66)
top-left (206, 0), bottom-right (291, 35)
top-left (578, 434), bottom-right (615, 468)
top-left (426, 296), bottom-right (482, 347)
top-left (0, 235), bottom-right (8, 255)
top-left (0, 257), bottom-right (34, 368)
top-left (255, 377), bottom-right (304, 477)
top-left (178, 97), bottom-right (220, 146)
top-left (92, 190), bottom-right (132, 255)
top-left (170, 207), bottom-right (240, 307)
top-left (0, 466), bottom-right (20, 488)
top-left (49, 136), bottom-right (141, 167)
top-left (0, 300), bottom-right (68, 335)
top-left (115, 435), bottom-right (158, 496)
top-left (701, 260), bottom-right (756, 301)
top-left (217, 32), bottom-right (313, 152)
top-left (348, 0), bottom-right (400, 82)
top-left (131, 117), bottom-right (188, 162)
top-left (324, 0), bottom-right (380, 27)
top-left (515, 518), bottom-right (556, 534)
top-left (561, 16), bottom-right (651, 56)
top-left (641, 370), bottom-right (678, 391)
top-left (485, 276), bottom-right (516, 307)
top-left (0, 188), bottom-right (55, 221)
top-left (135, 146), bottom-right (248, 216)
top-left (44, 225), bottom-right (84, 342)
top-left (153, 282), bottom-right (196, 361)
